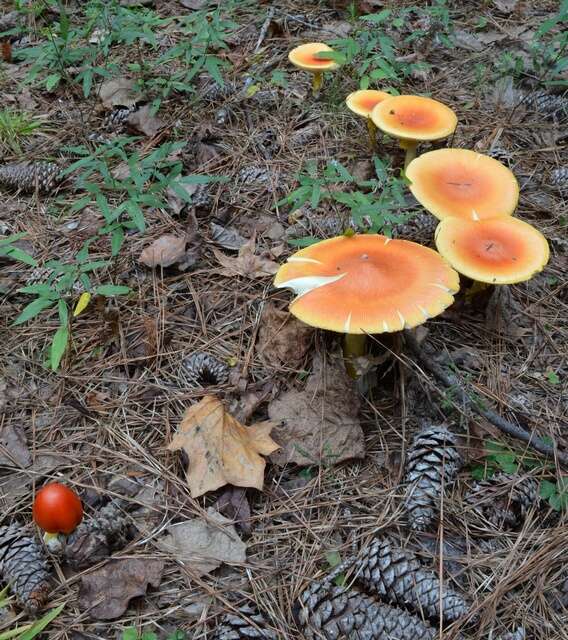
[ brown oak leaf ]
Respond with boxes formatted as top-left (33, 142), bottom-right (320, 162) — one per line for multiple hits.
top-left (256, 304), bottom-right (314, 369)
top-left (168, 395), bottom-right (279, 498)
top-left (139, 234), bottom-right (187, 268)
top-left (78, 558), bottom-right (164, 620)
top-left (213, 236), bottom-right (278, 279)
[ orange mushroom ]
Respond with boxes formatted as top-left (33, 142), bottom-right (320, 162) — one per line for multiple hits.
top-left (435, 216), bottom-right (549, 285)
top-left (274, 234), bottom-right (459, 373)
top-left (288, 43), bottom-right (339, 95)
top-left (406, 148), bottom-right (519, 222)
top-left (346, 89), bottom-right (391, 147)
top-left (371, 95), bottom-right (457, 169)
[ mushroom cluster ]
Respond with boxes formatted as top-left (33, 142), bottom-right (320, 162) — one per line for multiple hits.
top-left (285, 43), bottom-right (550, 373)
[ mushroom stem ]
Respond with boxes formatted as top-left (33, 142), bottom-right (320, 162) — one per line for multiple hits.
top-left (401, 140), bottom-right (419, 170)
top-left (343, 333), bottom-right (367, 379)
top-left (311, 71), bottom-right (323, 95)
top-left (366, 117), bottom-right (377, 149)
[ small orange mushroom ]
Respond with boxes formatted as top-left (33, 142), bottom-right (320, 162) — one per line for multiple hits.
top-left (406, 148), bottom-right (519, 222)
top-left (274, 234), bottom-right (459, 374)
top-left (346, 89), bottom-right (391, 147)
top-left (371, 95), bottom-right (457, 169)
top-left (435, 216), bottom-right (549, 285)
top-left (288, 43), bottom-right (339, 95)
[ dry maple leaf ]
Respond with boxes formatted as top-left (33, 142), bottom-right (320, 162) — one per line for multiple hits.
top-left (168, 395), bottom-right (279, 498)
top-left (139, 234), bottom-right (187, 268)
top-left (213, 236), bottom-right (278, 279)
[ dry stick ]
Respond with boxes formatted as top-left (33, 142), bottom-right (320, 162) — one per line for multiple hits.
top-left (404, 331), bottom-right (568, 467)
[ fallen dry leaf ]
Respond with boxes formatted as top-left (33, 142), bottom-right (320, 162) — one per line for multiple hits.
top-left (168, 395), bottom-right (279, 498)
top-left (79, 558), bottom-right (164, 620)
top-left (139, 234), bottom-right (187, 268)
top-left (256, 304), bottom-right (314, 370)
top-left (166, 176), bottom-right (200, 215)
top-left (98, 77), bottom-right (141, 109)
top-left (268, 351), bottom-right (365, 467)
top-left (210, 222), bottom-right (247, 251)
top-left (213, 237), bottom-right (278, 279)
top-left (0, 423), bottom-right (31, 468)
top-left (126, 104), bottom-right (164, 137)
top-left (213, 487), bottom-right (252, 534)
top-left (160, 507), bottom-right (246, 577)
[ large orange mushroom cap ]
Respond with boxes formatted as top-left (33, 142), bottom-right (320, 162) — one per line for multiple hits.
top-left (346, 89), bottom-right (391, 118)
top-left (435, 216), bottom-right (549, 285)
top-left (406, 148), bottom-right (520, 221)
top-left (288, 43), bottom-right (339, 72)
top-left (274, 234), bottom-right (459, 334)
top-left (371, 95), bottom-right (457, 142)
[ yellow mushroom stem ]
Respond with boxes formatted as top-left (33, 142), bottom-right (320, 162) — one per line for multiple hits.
top-left (400, 139), bottom-right (419, 170)
top-left (366, 117), bottom-right (377, 149)
top-left (43, 532), bottom-right (59, 543)
top-left (465, 279), bottom-right (493, 305)
top-left (311, 71), bottom-right (324, 95)
top-left (343, 333), bottom-right (367, 379)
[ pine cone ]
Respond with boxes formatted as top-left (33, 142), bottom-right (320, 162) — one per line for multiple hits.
top-left (103, 105), bottom-right (138, 131)
top-left (64, 501), bottom-right (133, 569)
top-left (499, 627), bottom-right (526, 640)
top-left (0, 524), bottom-right (51, 612)
top-left (465, 473), bottom-right (540, 530)
top-left (352, 537), bottom-right (469, 622)
top-left (0, 162), bottom-right (63, 194)
top-left (404, 425), bottom-right (463, 530)
top-left (181, 352), bottom-right (230, 386)
top-left (211, 605), bottom-right (277, 639)
top-left (525, 91), bottom-right (568, 121)
top-left (390, 213), bottom-right (437, 243)
top-left (550, 166), bottom-right (568, 189)
top-left (295, 580), bottom-right (436, 640)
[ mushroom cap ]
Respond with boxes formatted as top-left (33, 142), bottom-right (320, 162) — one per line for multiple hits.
top-left (435, 216), bottom-right (549, 285)
top-left (274, 234), bottom-right (459, 334)
top-left (406, 148), bottom-right (519, 221)
top-left (33, 482), bottom-right (83, 534)
top-left (370, 95), bottom-right (457, 142)
top-left (346, 89), bottom-right (391, 118)
top-left (288, 43), bottom-right (339, 72)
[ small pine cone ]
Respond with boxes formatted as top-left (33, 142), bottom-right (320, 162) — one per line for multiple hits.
top-left (64, 501), bottom-right (132, 569)
top-left (404, 425), bottom-right (463, 530)
top-left (390, 213), bottom-right (437, 243)
top-left (0, 524), bottom-right (51, 613)
top-left (465, 473), bottom-right (539, 530)
top-left (211, 605), bottom-right (277, 639)
top-left (525, 91), bottom-right (568, 120)
top-left (550, 166), bottom-right (568, 189)
top-left (103, 105), bottom-right (137, 131)
top-left (181, 352), bottom-right (230, 386)
top-left (352, 537), bottom-right (469, 622)
top-left (295, 580), bottom-right (436, 640)
top-left (0, 162), bottom-right (63, 194)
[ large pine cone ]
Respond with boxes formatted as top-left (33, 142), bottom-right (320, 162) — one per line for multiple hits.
top-left (352, 537), bottom-right (469, 622)
top-left (550, 166), bottom-right (568, 189)
top-left (0, 162), bottom-right (63, 194)
top-left (525, 91), bottom-right (568, 121)
top-left (65, 501), bottom-right (133, 569)
top-left (404, 425), bottom-right (462, 530)
top-left (0, 524), bottom-right (51, 612)
top-left (211, 604), bottom-right (277, 639)
top-left (295, 580), bottom-right (436, 640)
top-left (465, 473), bottom-right (540, 530)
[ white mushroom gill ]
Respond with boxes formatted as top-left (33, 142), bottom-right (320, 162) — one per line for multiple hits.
top-left (275, 272), bottom-right (347, 299)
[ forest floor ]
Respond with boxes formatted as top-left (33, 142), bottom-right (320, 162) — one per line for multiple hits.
top-left (0, 0), bottom-right (567, 638)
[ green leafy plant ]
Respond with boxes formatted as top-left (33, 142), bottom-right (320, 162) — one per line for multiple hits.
top-left (540, 476), bottom-right (568, 511)
top-left (64, 137), bottom-right (225, 254)
top-left (0, 587), bottom-right (64, 640)
top-left (0, 109), bottom-right (44, 154)
top-left (14, 243), bottom-right (130, 370)
top-left (278, 157), bottom-right (414, 237)
top-left (0, 234), bottom-right (38, 267)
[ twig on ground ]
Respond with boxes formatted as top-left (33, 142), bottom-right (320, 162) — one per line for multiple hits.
top-left (254, 7), bottom-right (276, 54)
top-left (404, 331), bottom-right (568, 467)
